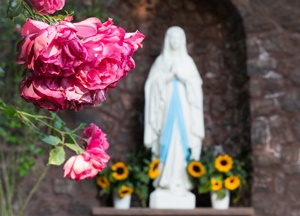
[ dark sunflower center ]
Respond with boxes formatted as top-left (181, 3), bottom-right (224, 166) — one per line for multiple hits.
top-left (193, 165), bottom-right (200, 172)
top-left (220, 160), bottom-right (227, 166)
top-left (230, 179), bottom-right (234, 183)
top-left (116, 168), bottom-right (124, 175)
top-left (122, 190), bottom-right (129, 194)
top-left (101, 179), bottom-right (106, 183)
top-left (153, 163), bottom-right (158, 171)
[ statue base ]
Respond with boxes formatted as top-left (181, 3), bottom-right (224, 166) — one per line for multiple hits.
top-left (149, 188), bottom-right (195, 209)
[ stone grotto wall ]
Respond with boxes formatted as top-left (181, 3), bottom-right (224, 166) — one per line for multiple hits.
top-left (232, 0), bottom-right (300, 215)
top-left (23, 0), bottom-right (300, 215)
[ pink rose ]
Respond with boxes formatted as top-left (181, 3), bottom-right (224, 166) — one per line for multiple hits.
top-left (20, 72), bottom-right (67, 111)
top-left (63, 148), bottom-right (110, 180)
top-left (64, 124), bottom-right (110, 180)
top-left (17, 18), bottom-right (88, 77)
top-left (62, 76), bottom-right (106, 111)
top-left (17, 17), bottom-right (145, 111)
top-left (27, 0), bottom-right (65, 15)
top-left (83, 123), bottom-right (109, 150)
top-left (20, 72), bottom-right (106, 111)
top-left (74, 18), bottom-right (145, 91)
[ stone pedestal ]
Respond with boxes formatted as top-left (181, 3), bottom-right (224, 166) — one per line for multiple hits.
top-left (149, 188), bottom-right (195, 209)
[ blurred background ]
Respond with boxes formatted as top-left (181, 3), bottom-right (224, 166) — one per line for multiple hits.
top-left (0, 0), bottom-right (299, 215)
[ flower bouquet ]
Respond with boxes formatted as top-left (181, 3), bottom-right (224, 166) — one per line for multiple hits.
top-left (187, 146), bottom-right (247, 208)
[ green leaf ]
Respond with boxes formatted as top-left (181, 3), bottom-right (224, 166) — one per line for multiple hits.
top-left (134, 184), bottom-right (149, 207)
top-left (48, 146), bottom-right (65, 166)
top-left (99, 187), bottom-right (111, 197)
top-left (216, 189), bottom-right (226, 199)
top-left (65, 143), bottom-right (84, 154)
top-left (42, 135), bottom-right (61, 146)
top-left (50, 112), bottom-right (57, 118)
top-left (6, 0), bottom-right (23, 19)
top-left (198, 181), bottom-right (211, 194)
top-left (54, 119), bottom-right (62, 130)
top-left (0, 66), bottom-right (5, 76)
top-left (199, 176), bottom-right (208, 184)
top-left (71, 123), bottom-right (86, 133)
top-left (226, 171), bottom-right (233, 177)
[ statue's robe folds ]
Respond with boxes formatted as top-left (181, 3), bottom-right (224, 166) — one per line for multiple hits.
top-left (144, 54), bottom-right (205, 192)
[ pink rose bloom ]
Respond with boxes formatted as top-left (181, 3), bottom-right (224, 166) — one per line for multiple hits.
top-left (73, 18), bottom-right (145, 91)
top-left (20, 72), bottom-right (67, 111)
top-left (17, 17), bottom-right (145, 111)
top-left (20, 72), bottom-right (105, 111)
top-left (83, 123), bottom-right (109, 150)
top-left (64, 124), bottom-right (110, 180)
top-left (62, 76), bottom-right (106, 111)
top-left (63, 148), bottom-right (110, 180)
top-left (27, 0), bottom-right (65, 15)
top-left (17, 18), bottom-right (88, 77)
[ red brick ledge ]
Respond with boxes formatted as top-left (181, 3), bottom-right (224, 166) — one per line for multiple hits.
top-left (92, 207), bottom-right (255, 216)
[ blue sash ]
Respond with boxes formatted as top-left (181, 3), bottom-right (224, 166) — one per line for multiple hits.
top-left (160, 78), bottom-right (190, 163)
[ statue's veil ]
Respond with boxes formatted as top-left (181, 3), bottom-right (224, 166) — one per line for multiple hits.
top-left (161, 26), bottom-right (190, 72)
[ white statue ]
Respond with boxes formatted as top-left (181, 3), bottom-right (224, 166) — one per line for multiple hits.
top-left (144, 26), bottom-right (205, 209)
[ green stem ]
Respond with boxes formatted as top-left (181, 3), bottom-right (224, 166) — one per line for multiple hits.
top-left (17, 111), bottom-right (64, 136)
top-left (0, 148), bottom-right (14, 215)
top-left (18, 112), bottom-right (53, 120)
top-left (20, 165), bottom-right (49, 215)
top-left (22, 1), bottom-right (56, 24)
top-left (22, 1), bottom-right (35, 18)
top-left (67, 134), bottom-right (77, 145)
top-left (16, 110), bottom-right (82, 153)
top-left (0, 179), bottom-right (9, 216)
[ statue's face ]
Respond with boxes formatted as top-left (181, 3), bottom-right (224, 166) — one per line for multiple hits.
top-left (169, 32), bottom-right (182, 50)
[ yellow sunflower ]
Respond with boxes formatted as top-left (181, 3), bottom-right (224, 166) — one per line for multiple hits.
top-left (211, 179), bottom-right (222, 191)
top-left (118, 185), bottom-right (134, 198)
top-left (111, 162), bottom-right (129, 180)
top-left (148, 158), bottom-right (160, 179)
top-left (96, 176), bottom-right (110, 188)
top-left (215, 154), bottom-right (233, 172)
top-left (187, 161), bottom-right (206, 178)
top-left (225, 176), bottom-right (241, 190)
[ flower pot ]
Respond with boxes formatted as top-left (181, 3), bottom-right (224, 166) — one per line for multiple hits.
top-left (210, 189), bottom-right (230, 209)
top-left (113, 192), bottom-right (131, 209)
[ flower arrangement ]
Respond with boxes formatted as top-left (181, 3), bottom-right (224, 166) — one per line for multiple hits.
top-left (187, 146), bottom-right (247, 203)
top-left (97, 161), bottom-right (134, 198)
top-left (96, 149), bottom-right (155, 207)
top-left (2, 0), bottom-right (145, 182)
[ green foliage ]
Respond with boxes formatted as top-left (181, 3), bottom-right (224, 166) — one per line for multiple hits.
top-left (6, 0), bottom-right (23, 19)
top-left (63, 0), bottom-right (107, 22)
top-left (0, 2), bottom-right (87, 215)
top-left (127, 149), bottom-right (151, 207)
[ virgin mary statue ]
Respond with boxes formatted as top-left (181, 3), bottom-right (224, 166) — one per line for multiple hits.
top-left (144, 26), bottom-right (205, 209)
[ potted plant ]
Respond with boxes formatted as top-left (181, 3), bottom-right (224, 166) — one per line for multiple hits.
top-left (96, 148), bottom-right (155, 208)
top-left (96, 161), bottom-right (134, 209)
top-left (187, 146), bottom-right (248, 209)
